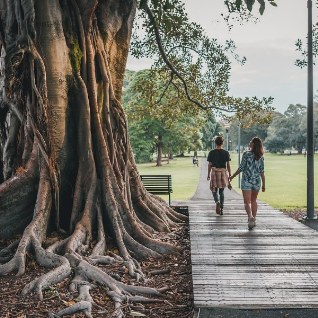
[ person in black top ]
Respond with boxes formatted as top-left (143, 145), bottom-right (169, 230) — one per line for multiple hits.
top-left (207, 136), bottom-right (231, 215)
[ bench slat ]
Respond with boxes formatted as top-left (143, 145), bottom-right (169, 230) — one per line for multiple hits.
top-left (140, 175), bottom-right (172, 205)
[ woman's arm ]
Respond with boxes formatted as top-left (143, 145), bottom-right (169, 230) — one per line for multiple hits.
top-left (229, 152), bottom-right (247, 181)
top-left (261, 172), bottom-right (265, 192)
top-left (229, 168), bottom-right (240, 181)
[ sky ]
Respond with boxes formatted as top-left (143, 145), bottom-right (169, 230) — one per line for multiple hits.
top-left (126, 0), bottom-right (318, 114)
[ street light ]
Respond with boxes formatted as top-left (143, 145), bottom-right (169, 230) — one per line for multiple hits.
top-left (223, 122), bottom-right (230, 151)
top-left (306, 0), bottom-right (315, 219)
top-left (225, 128), bottom-right (229, 151)
top-left (238, 122), bottom-right (241, 188)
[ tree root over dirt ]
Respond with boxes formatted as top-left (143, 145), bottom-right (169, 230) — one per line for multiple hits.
top-left (0, 1), bottom-right (188, 317)
top-left (0, 225), bottom-right (194, 317)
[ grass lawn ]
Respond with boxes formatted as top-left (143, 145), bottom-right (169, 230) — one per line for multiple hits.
top-left (137, 153), bottom-right (318, 210)
top-left (137, 157), bottom-right (201, 202)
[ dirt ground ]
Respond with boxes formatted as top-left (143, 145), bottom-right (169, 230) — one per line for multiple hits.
top-left (1, 207), bottom-right (316, 318)
top-left (0, 222), bottom-right (194, 318)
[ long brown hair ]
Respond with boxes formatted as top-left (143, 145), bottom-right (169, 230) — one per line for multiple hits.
top-left (250, 137), bottom-right (264, 160)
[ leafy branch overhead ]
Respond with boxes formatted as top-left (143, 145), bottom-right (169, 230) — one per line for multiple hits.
top-left (226, 0), bottom-right (277, 15)
top-left (133, 0), bottom-right (274, 122)
top-left (295, 23), bottom-right (318, 68)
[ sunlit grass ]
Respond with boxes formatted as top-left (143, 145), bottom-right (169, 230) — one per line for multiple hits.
top-left (137, 152), bottom-right (318, 209)
top-left (137, 156), bottom-right (201, 202)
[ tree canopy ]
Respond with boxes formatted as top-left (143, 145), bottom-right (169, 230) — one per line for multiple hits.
top-left (123, 69), bottom-right (206, 163)
top-left (130, 0), bottom-right (275, 121)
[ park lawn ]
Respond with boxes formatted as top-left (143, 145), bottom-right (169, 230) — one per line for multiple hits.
top-left (137, 157), bottom-right (201, 202)
top-left (230, 152), bottom-right (318, 209)
top-left (137, 153), bottom-right (318, 210)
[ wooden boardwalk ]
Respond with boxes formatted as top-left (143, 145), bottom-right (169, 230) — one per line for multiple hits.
top-left (188, 160), bottom-right (318, 310)
top-left (189, 198), bottom-right (318, 309)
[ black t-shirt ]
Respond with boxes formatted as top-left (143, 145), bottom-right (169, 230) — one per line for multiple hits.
top-left (207, 149), bottom-right (231, 168)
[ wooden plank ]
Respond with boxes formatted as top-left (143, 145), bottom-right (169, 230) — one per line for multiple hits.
top-left (189, 199), bottom-right (318, 309)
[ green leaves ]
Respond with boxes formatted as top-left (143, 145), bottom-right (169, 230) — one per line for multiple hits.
top-left (235, 0), bottom-right (242, 10)
top-left (257, 0), bottom-right (265, 15)
top-left (139, 0), bottom-right (147, 10)
top-left (132, 0), bottom-right (275, 131)
top-left (244, 0), bottom-right (255, 12)
top-left (269, 0), bottom-right (277, 7)
top-left (163, 0), bottom-right (174, 11)
top-left (229, 0), bottom-right (277, 15)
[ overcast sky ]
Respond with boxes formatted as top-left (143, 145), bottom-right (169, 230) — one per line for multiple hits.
top-left (126, 0), bottom-right (318, 113)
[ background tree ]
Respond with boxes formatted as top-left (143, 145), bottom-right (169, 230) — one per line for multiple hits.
top-left (0, 0), bottom-right (276, 316)
top-left (228, 119), bottom-right (269, 149)
top-left (128, 120), bottom-right (156, 163)
top-left (265, 113), bottom-right (291, 153)
top-left (284, 104), bottom-right (307, 153)
top-left (124, 69), bottom-right (205, 164)
top-left (201, 111), bottom-right (223, 150)
top-left (265, 105), bottom-right (307, 153)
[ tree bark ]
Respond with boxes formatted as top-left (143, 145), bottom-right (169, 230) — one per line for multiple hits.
top-left (0, 1), bottom-right (185, 316)
top-left (156, 134), bottom-right (163, 166)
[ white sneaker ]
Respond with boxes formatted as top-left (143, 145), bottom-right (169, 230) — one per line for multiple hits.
top-left (248, 217), bottom-right (255, 230)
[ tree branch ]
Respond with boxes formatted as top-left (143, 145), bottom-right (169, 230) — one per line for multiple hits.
top-left (142, 2), bottom-right (205, 109)
top-left (142, 2), bottom-right (232, 113)
top-left (156, 72), bottom-right (174, 104)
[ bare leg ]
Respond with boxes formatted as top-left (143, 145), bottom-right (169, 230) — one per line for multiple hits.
top-left (251, 190), bottom-right (259, 218)
top-left (242, 190), bottom-right (252, 218)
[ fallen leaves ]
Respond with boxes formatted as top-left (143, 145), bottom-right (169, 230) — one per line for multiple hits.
top-left (0, 225), bottom-right (193, 317)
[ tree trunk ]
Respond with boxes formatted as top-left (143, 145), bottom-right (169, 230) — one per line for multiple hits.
top-left (156, 134), bottom-right (163, 166)
top-left (0, 1), bottom-right (185, 316)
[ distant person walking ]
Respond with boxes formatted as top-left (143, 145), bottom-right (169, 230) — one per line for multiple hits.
top-left (207, 136), bottom-right (231, 215)
top-left (230, 137), bottom-right (266, 230)
top-left (193, 156), bottom-right (199, 167)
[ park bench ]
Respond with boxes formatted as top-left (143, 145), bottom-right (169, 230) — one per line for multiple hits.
top-left (140, 174), bottom-right (172, 205)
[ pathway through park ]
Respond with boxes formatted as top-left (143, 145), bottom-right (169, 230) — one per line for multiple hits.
top-left (187, 158), bottom-right (318, 318)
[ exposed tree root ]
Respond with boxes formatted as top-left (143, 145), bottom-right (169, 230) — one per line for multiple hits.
top-left (0, 1), bottom-right (188, 317)
top-left (49, 300), bottom-right (93, 318)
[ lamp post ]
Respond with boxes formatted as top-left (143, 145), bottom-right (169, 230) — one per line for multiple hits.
top-left (306, 0), bottom-right (315, 219)
top-left (223, 122), bottom-right (230, 151)
top-left (225, 128), bottom-right (229, 151)
top-left (238, 122), bottom-right (241, 188)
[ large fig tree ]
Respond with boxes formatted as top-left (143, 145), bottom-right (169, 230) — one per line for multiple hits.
top-left (0, 0), bottom-right (274, 316)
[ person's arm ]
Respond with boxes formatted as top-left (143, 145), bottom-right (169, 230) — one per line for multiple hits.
top-left (226, 151), bottom-right (231, 177)
top-left (226, 161), bottom-right (231, 177)
top-left (229, 152), bottom-right (246, 181)
top-left (207, 162), bottom-right (212, 180)
top-left (261, 172), bottom-right (265, 192)
top-left (229, 168), bottom-right (240, 181)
